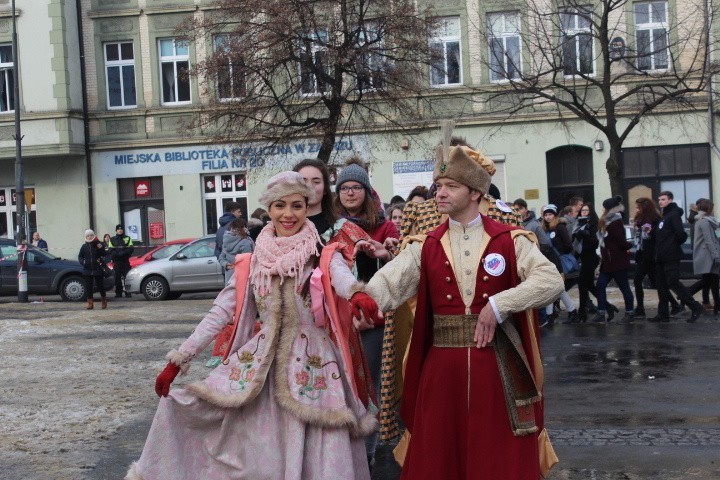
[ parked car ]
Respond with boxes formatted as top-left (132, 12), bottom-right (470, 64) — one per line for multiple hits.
top-left (128, 238), bottom-right (196, 268)
top-left (124, 235), bottom-right (225, 301)
top-left (625, 224), bottom-right (696, 279)
top-left (0, 238), bottom-right (114, 301)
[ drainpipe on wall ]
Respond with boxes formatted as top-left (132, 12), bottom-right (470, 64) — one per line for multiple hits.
top-left (75, 0), bottom-right (95, 230)
top-left (705, 0), bottom-right (720, 158)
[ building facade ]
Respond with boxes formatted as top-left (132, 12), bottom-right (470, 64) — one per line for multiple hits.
top-left (0, 0), bottom-right (716, 255)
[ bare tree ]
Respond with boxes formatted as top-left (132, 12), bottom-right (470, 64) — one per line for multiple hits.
top-left (471, 0), bottom-right (720, 196)
top-left (183, 0), bottom-right (436, 164)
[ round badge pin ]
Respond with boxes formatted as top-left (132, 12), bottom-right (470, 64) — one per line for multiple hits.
top-left (484, 253), bottom-right (506, 276)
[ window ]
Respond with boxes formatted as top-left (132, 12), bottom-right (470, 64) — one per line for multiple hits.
top-left (299, 31), bottom-right (330, 95)
top-left (356, 22), bottom-right (385, 92)
top-left (635, 1), bottom-right (668, 71)
top-left (488, 12), bottom-right (521, 82)
top-left (202, 173), bottom-right (248, 235)
top-left (0, 45), bottom-right (14, 112)
top-left (213, 34), bottom-right (246, 100)
top-left (430, 17), bottom-right (462, 86)
top-left (159, 38), bottom-right (191, 104)
top-left (560, 7), bottom-right (594, 76)
top-left (105, 42), bottom-right (137, 108)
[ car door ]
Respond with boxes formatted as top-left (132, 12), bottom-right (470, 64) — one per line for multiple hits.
top-left (0, 244), bottom-right (18, 293)
top-left (25, 249), bottom-right (56, 294)
top-left (169, 238), bottom-right (223, 290)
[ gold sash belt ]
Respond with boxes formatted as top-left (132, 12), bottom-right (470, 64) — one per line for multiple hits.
top-left (433, 314), bottom-right (480, 347)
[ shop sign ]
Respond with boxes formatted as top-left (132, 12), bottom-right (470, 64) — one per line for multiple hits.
top-left (135, 179), bottom-right (151, 197)
top-left (149, 222), bottom-right (164, 239)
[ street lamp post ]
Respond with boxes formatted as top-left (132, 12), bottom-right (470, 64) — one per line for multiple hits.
top-left (12, 0), bottom-right (27, 303)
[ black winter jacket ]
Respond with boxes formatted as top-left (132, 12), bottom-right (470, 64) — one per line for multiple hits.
top-left (655, 203), bottom-right (687, 262)
top-left (79, 238), bottom-right (107, 276)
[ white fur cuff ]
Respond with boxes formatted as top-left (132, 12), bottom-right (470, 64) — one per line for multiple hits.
top-left (166, 349), bottom-right (193, 375)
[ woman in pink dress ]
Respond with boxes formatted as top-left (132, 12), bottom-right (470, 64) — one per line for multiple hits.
top-left (126, 172), bottom-right (378, 480)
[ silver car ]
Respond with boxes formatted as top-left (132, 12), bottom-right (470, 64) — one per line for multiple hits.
top-left (124, 235), bottom-right (225, 300)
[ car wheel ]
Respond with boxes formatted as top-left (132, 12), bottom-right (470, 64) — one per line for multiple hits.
top-left (167, 292), bottom-right (182, 300)
top-left (141, 276), bottom-right (169, 301)
top-left (59, 275), bottom-right (87, 301)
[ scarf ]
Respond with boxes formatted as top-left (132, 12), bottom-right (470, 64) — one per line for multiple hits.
top-left (250, 220), bottom-right (322, 296)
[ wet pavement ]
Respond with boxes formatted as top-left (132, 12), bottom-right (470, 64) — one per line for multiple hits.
top-left (1, 287), bottom-right (719, 479)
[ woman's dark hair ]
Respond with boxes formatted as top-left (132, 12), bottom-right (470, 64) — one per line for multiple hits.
top-left (293, 158), bottom-right (338, 226)
top-left (251, 207), bottom-right (268, 220)
top-left (228, 217), bottom-right (248, 237)
top-left (386, 202), bottom-right (405, 219)
top-left (633, 197), bottom-right (660, 226)
top-left (334, 187), bottom-right (379, 232)
top-left (697, 198), bottom-right (714, 213)
top-left (406, 185), bottom-right (429, 202)
top-left (580, 202), bottom-right (599, 227)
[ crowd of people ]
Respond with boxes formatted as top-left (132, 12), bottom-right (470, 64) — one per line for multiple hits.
top-left (512, 190), bottom-right (717, 326)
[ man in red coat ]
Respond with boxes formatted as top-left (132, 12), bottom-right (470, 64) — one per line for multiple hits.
top-left (353, 141), bottom-right (563, 479)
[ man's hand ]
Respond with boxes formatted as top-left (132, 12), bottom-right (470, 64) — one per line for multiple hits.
top-left (350, 292), bottom-right (379, 326)
top-left (383, 237), bottom-right (400, 252)
top-left (474, 303), bottom-right (497, 349)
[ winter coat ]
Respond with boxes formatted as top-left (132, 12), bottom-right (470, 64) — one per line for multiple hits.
top-left (78, 238), bottom-right (107, 276)
top-left (692, 212), bottom-right (720, 275)
top-left (571, 216), bottom-right (599, 262)
top-left (108, 234), bottom-right (134, 266)
top-left (33, 238), bottom-right (48, 251)
top-left (219, 231), bottom-right (255, 282)
top-left (215, 212), bottom-right (239, 257)
top-left (522, 211), bottom-right (553, 250)
top-left (545, 219), bottom-right (573, 254)
top-left (598, 209), bottom-right (632, 273)
top-left (655, 202), bottom-right (687, 262)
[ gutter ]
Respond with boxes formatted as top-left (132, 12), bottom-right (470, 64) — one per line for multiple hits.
top-left (75, 0), bottom-right (95, 230)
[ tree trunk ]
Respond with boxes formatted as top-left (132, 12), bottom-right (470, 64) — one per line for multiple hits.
top-left (605, 143), bottom-right (624, 198)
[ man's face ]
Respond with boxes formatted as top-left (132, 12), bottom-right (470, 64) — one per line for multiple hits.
top-left (658, 195), bottom-right (670, 209)
top-left (514, 204), bottom-right (528, 219)
top-left (571, 201), bottom-right (583, 216)
top-left (232, 209), bottom-right (243, 218)
top-left (434, 178), bottom-right (479, 217)
top-left (116, 228), bottom-right (123, 235)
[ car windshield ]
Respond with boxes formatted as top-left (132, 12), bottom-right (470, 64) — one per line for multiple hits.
top-left (178, 239), bottom-right (215, 259)
top-left (0, 244), bottom-right (58, 262)
top-left (154, 244), bottom-right (186, 260)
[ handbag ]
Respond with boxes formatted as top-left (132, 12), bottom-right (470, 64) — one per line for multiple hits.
top-left (559, 253), bottom-right (579, 274)
top-left (100, 263), bottom-right (113, 278)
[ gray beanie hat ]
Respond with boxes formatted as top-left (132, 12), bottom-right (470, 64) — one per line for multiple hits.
top-left (335, 164), bottom-right (371, 194)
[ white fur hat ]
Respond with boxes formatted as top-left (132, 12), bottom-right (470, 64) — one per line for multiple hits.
top-left (259, 171), bottom-right (316, 208)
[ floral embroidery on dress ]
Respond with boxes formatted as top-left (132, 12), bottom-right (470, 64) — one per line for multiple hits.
top-left (227, 335), bottom-right (265, 391)
top-left (295, 334), bottom-right (339, 400)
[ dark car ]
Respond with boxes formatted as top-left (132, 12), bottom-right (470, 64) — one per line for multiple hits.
top-left (0, 239), bottom-right (114, 301)
top-left (626, 224), bottom-right (696, 279)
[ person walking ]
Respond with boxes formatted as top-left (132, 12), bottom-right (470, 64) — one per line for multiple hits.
top-left (542, 204), bottom-right (579, 323)
top-left (214, 201), bottom-right (244, 257)
top-left (571, 203), bottom-right (602, 322)
top-left (590, 196), bottom-right (635, 323)
top-left (127, 172), bottom-right (377, 480)
top-left (690, 198), bottom-right (720, 315)
top-left (108, 224), bottom-right (134, 298)
top-left (651, 191), bottom-right (704, 323)
top-left (31, 231), bottom-right (48, 251)
top-left (354, 142), bottom-right (563, 480)
top-left (78, 229), bottom-right (108, 310)
top-left (218, 217), bottom-right (255, 285)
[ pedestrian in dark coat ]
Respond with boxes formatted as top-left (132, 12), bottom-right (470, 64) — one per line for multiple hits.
top-left (78, 229), bottom-right (107, 310)
top-left (652, 191), bottom-right (704, 323)
top-left (591, 196), bottom-right (635, 323)
top-left (571, 203), bottom-right (601, 322)
top-left (108, 224), bottom-right (134, 298)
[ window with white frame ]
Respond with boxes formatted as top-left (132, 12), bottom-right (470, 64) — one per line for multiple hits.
top-left (159, 38), bottom-right (191, 104)
top-left (105, 42), bottom-right (137, 108)
top-left (213, 34), bottom-right (246, 100)
top-left (299, 31), bottom-right (330, 95)
top-left (356, 22), bottom-right (385, 92)
top-left (635, 1), bottom-right (668, 71)
top-left (560, 6), bottom-right (594, 76)
top-left (430, 17), bottom-right (462, 86)
top-left (488, 12), bottom-right (521, 82)
top-left (0, 45), bottom-right (14, 113)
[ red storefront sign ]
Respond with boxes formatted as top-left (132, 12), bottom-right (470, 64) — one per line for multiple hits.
top-left (149, 222), bottom-right (164, 239)
top-left (135, 179), bottom-right (151, 197)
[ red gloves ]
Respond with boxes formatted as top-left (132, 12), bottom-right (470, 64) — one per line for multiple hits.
top-left (155, 362), bottom-right (180, 397)
top-left (350, 292), bottom-right (379, 325)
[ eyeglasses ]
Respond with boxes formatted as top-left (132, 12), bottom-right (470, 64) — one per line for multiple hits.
top-left (339, 185), bottom-right (364, 193)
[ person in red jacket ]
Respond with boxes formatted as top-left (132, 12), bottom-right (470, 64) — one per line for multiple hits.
top-left (591, 196), bottom-right (635, 323)
top-left (333, 157), bottom-right (399, 468)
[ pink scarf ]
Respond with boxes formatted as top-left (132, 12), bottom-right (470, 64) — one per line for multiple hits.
top-left (250, 220), bottom-right (322, 296)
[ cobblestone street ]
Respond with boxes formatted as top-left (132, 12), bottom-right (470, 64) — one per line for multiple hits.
top-left (1, 285), bottom-right (719, 479)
